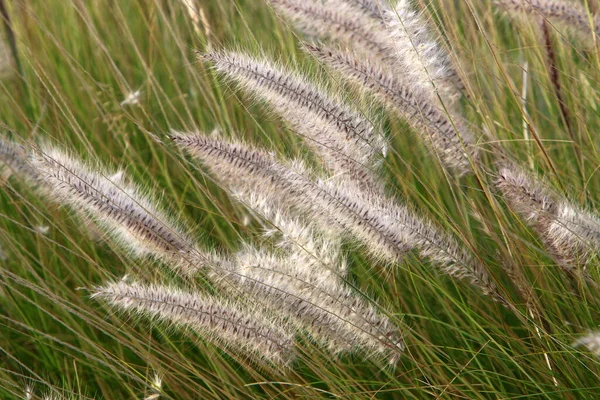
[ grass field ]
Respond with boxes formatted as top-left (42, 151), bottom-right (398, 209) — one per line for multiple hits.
top-left (2, 0), bottom-right (600, 398)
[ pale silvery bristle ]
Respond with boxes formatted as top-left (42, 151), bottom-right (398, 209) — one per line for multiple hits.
top-left (201, 49), bottom-right (387, 193)
top-left (92, 281), bottom-right (296, 365)
top-left (304, 43), bottom-right (477, 175)
top-left (0, 137), bottom-right (38, 182)
top-left (548, 205), bottom-right (600, 266)
top-left (29, 145), bottom-right (208, 274)
top-left (382, 0), bottom-right (462, 101)
top-left (496, 163), bottom-right (600, 270)
top-left (235, 190), bottom-right (348, 278)
top-left (494, 0), bottom-right (600, 42)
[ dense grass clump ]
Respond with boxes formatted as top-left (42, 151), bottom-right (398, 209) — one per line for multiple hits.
top-left (2, 0), bottom-right (600, 398)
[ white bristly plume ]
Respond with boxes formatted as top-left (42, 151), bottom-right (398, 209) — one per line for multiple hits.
top-left (0, 137), bottom-right (38, 182)
top-left (268, 0), bottom-right (395, 65)
top-left (30, 145), bottom-right (209, 275)
top-left (382, 0), bottom-right (462, 100)
top-left (496, 163), bottom-right (600, 270)
top-left (230, 191), bottom-right (405, 359)
top-left (304, 43), bottom-right (477, 175)
top-left (93, 280), bottom-right (296, 365)
top-left (218, 246), bottom-right (404, 360)
top-left (201, 50), bottom-right (387, 194)
top-left (236, 190), bottom-right (348, 277)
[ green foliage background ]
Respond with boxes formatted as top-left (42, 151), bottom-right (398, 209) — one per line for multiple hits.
top-left (2, 0), bottom-right (600, 398)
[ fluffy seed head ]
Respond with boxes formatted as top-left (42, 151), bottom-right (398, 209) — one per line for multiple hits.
top-left (0, 137), bottom-right (38, 182)
top-left (496, 163), bottom-right (600, 270)
top-left (269, 0), bottom-right (395, 64)
top-left (220, 247), bottom-right (404, 359)
top-left (93, 280), bottom-right (296, 365)
top-left (382, 0), bottom-right (462, 100)
top-left (236, 190), bottom-right (348, 277)
top-left (304, 43), bottom-right (477, 175)
top-left (30, 145), bottom-right (207, 274)
top-left (201, 49), bottom-right (388, 185)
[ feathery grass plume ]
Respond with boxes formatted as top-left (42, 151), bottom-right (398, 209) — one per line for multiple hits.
top-left (143, 372), bottom-right (163, 400)
top-left (29, 146), bottom-right (209, 275)
top-left (496, 163), bottom-right (600, 270)
top-left (24, 385), bottom-right (33, 400)
top-left (211, 189), bottom-right (403, 359)
top-left (547, 204), bottom-right (600, 267)
top-left (381, 0), bottom-right (462, 101)
top-left (0, 137), bottom-right (38, 182)
top-left (201, 50), bottom-right (387, 194)
top-left (267, 0), bottom-right (395, 64)
top-left (573, 331), bottom-right (600, 357)
top-left (494, 0), bottom-right (600, 42)
top-left (304, 43), bottom-right (477, 175)
top-left (92, 280), bottom-right (295, 365)
top-left (173, 132), bottom-right (501, 301)
top-left (332, 182), bottom-right (503, 301)
top-left (222, 247), bottom-right (403, 360)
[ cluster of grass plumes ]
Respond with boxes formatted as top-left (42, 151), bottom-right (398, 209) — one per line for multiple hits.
top-left (171, 130), bottom-right (501, 302)
top-left (5, 0), bottom-right (600, 398)
top-left (1, 140), bottom-right (405, 366)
